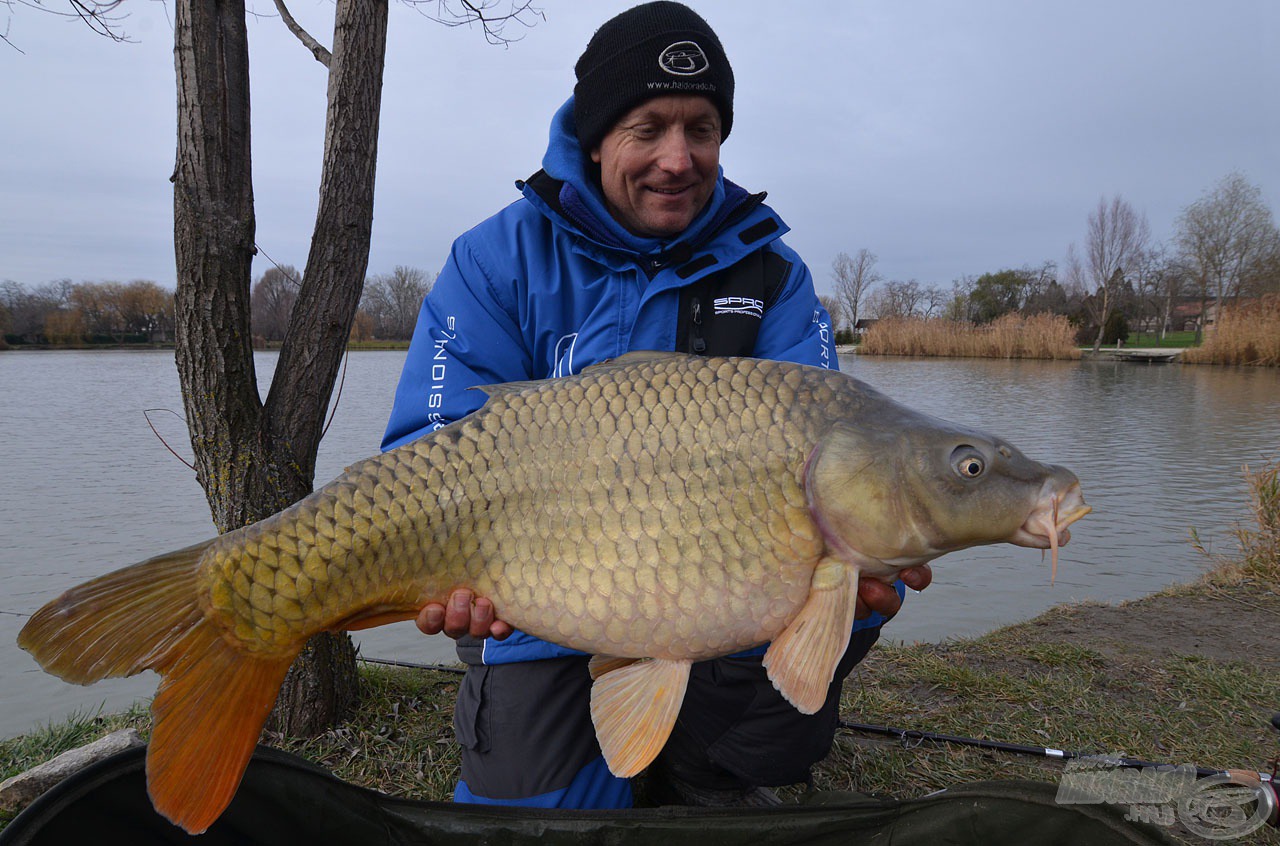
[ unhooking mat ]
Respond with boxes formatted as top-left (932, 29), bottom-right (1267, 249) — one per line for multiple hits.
top-left (0, 745), bottom-right (1175, 845)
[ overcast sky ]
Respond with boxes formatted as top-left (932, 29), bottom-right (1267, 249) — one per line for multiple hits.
top-left (2, 1), bottom-right (1277, 297)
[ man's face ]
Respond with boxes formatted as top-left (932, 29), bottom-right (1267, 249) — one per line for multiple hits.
top-left (590, 95), bottom-right (721, 239)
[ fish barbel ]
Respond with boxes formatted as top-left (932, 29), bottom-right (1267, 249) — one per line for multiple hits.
top-left (18, 352), bottom-right (1088, 832)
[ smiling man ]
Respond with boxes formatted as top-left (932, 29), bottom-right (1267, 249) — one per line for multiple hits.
top-left (383, 1), bottom-right (931, 812)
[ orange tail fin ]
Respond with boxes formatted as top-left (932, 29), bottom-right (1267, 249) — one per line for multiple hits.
top-left (18, 541), bottom-right (295, 834)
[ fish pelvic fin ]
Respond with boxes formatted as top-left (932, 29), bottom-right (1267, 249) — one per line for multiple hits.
top-left (762, 557), bottom-right (859, 714)
top-left (590, 657), bottom-right (691, 778)
top-left (17, 539), bottom-right (294, 834)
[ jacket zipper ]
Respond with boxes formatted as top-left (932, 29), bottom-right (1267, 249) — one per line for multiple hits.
top-left (690, 297), bottom-right (707, 354)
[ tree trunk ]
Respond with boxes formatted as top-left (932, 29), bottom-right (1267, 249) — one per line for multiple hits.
top-left (172, 0), bottom-right (388, 738)
top-left (264, 0), bottom-right (389, 734)
top-left (1090, 284), bottom-right (1110, 353)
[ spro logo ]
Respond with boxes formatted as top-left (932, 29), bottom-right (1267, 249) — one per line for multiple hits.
top-left (714, 297), bottom-right (764, 318)
top-left (658, 41), bottom-right (709, 76)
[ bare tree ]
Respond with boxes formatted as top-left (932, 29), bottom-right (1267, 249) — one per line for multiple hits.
top-left (1175, 172), bottom-right (1280, 342)
top-left (30, 0), bottom-right (539, 734)
top-left (1, 279), bottom-right (74, 342)
top-left (919, 284), bottom-right (948, 319)
top-left (250, 264), bottom-right (302, 342)
top-left (866, 279), bottom-right (925, 319)
top-left (1067, 196), bottom-right (1150, 352)
top-left (361, 265), bottom-right (433, 339)
top-left (170, 0), bottom-right (542, 735)
top-left (830, 249), bottom-right (880, 330)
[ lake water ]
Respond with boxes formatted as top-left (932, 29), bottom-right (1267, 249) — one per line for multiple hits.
top-left (2, 350), bottom-right (1277, 739)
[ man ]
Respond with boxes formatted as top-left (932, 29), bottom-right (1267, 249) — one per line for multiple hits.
top-left (383, 1), bottom-right (931, 811)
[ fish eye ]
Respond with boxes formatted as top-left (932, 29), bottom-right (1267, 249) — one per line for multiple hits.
top-left (951, 447), bottom-right (986, 479)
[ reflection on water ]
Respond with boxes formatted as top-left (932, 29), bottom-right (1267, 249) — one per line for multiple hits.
top-left (1, 351), bottom-right (1277, 738)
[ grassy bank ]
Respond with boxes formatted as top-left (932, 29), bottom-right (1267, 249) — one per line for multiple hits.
top-left (4, 462), bottom-right (1278, 841)
top-left (1125, 330), bottom-right (1198, 349)
top-left (1184, 296), bottom-right (1280, 366)
top-left (860, 314), bottom-right (1081, 359)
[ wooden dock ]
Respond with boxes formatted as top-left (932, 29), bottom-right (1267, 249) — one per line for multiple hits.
top-left (1088, 348), bottom-right (1184, 363)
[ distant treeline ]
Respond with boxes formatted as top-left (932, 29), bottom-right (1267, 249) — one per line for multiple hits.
top-left (0, 265), bottom-right (435, 349)
top-left (823, 173), bottom-right (1280, 351)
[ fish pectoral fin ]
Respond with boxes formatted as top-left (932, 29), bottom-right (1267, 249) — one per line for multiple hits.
top-left (589, 657), bottom-right (691, 778)
top-left (762, 558), bottom-right (860, 714)
top-left (588, 655), bottom-right (642, 680)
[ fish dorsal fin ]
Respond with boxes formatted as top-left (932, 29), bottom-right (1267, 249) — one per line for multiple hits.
top-left (762, 557), bottom-right (860, 714)
top-left (582, 351), bottom-right (691, 376)
top-left (589, 657), bottom-right (691, 777)
top-left (471, 352), bottom-right (690, 398)
top-left (468, 379), bottom-right (545, 399)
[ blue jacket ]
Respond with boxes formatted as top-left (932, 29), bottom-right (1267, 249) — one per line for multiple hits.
top-left (382, 97), bottom-right (886, 663)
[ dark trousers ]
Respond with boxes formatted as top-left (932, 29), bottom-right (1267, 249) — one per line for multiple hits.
top-left (452, 624), bottom-right (881, 805)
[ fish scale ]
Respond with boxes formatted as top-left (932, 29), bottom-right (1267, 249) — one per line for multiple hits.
top-left (197, 355), bottom-right (825, 661)
top-left (19, 352), bottom-right (1090, 834)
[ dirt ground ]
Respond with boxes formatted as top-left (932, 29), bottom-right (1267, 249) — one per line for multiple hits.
top-left (1009, 588), bottom-right (1279, 671)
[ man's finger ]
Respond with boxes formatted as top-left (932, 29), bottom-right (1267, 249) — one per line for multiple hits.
top-left (416, 603), bottom-right (445, 635)
top-left (470, 597), bottom-right (496, 639)
top-left (443, 588), bottom-right (475, 639)
top-left (900, 564), bottom-right (933, 592)
top-left (857, 578), bottom-right (904, 619)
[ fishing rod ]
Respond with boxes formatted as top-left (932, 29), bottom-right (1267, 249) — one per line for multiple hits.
top-left (358, 655), bottom-right (465, 673)
top-left (837, 717), bottom-right (1280, 785)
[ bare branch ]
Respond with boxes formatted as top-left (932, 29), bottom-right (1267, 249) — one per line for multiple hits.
top-left (7, 0), bottom-right (135, 44)
top-left (402, 0), bottom-right (544, 46)
top-left (273, 0), bottom-right (330, 67)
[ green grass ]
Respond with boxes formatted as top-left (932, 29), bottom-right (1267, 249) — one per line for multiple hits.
top-left (1124, 330), bottom-right (1197, 349)
top-left (0, 705), bottom-right (152, 829)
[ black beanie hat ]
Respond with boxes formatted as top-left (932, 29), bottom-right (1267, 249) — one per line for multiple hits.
top-left (573, 2), bottom-right (734, 152)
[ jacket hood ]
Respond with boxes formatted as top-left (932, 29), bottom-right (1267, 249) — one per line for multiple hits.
top-left (536, 96), bottom-right (748, 257)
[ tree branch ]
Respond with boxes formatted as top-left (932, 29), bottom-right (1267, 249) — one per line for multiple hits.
top-left (272, 0), bottom-right (330, 67)
top-left (5, 0), bottom-right (135, 49)
top-left (402, 0), bottom-right (543, 46)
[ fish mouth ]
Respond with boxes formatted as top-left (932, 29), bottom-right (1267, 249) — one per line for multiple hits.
top-left (1009, 482), bottom-right (1091, 584)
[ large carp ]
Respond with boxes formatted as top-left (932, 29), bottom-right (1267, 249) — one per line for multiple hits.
top-left (19, 353), bottom-right (1088, 833)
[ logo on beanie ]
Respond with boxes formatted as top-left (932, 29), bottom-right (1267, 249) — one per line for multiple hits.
top-left (658, 41), bottom-right (709, 76)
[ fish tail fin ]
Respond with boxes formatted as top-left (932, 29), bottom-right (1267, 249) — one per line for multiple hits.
top-left (18, 540), bottom-right (216, 684)
top-left (18, 540), bottom-right (294, 834)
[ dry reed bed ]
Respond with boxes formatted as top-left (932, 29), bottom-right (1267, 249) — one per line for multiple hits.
top-left (859, 314), bottom-right (1081, 359)
top-left (1182, 295), bottom-right (1280, 366)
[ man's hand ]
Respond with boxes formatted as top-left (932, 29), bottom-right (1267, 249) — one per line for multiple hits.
top-left (416, 588), bottom-right (514, 640)
top-left (855, 564), bottom-right (932, 621)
